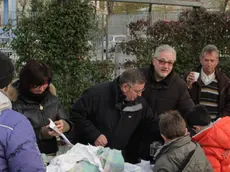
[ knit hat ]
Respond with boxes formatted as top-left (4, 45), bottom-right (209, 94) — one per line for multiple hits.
top-left (185, 105), bottom-right (211, 127)
top-left (0, 52), bottom-right (14, 89)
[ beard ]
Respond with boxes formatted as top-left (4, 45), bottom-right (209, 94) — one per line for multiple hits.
top-left (155, 70), bottom-right (170, 80)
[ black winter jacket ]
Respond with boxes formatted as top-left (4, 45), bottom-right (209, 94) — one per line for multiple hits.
top-left (141, 64), bottom-right (194, 116)
top-left (12, 90), bottom-right (70, 154)
top-left (70, 78), bottom-right (159, 150)
top-left (137, 64), bottom-right (194, 160)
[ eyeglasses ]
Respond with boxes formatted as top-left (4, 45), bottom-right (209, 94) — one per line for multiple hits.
top-left (127, 83), bottom-right (145, 95)
top-left (155, 58), bottom-right (174, 66)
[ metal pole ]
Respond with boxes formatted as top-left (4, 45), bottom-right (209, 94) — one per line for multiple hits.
top-left (148, 4), bottom-right (152, 29)
top-left (101, 13), bottom-right (105, 60)
top-left (12, 0), bottom-right (17, 26)
top-left (105, 1), bottom-right (109, 60)
top-left (4, 0), bottom-right (9, 25)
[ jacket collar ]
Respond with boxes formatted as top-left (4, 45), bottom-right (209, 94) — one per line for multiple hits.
top-left (111, 77), bottom-right (142, 110)
top-left (11, 80), bottom-right (56, 104)
top-left (215, 68), bottom-right (230, 88)
top-left (148, 63), bottom-right (176, 88)
top-left (0, 91), bottom-right (12, 112)
top-left (18, 88), bottom-right (51, 104)
top-left (195, 68), bottom-right (230, 87)
top-left (111, 77), bottom-right (126, 105)
top-left (193, 118), bottom-right (221, 138)
top-left (154, 134), bottom-right (191, 160)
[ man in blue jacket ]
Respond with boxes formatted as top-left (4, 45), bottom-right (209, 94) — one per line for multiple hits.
top-left (0, 52), bottom-right (45, 172)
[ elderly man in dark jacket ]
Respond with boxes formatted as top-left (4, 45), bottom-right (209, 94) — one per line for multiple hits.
top-left (139, 44), bottom-right (194, 160)
top-left (186, 44), bottom-right (230, 121)
top-left (153, 110), bottom-right (213, 172)
top-left (70, 68), bottom-right (158, 162)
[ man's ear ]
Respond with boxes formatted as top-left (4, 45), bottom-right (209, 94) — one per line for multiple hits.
top-left (200, 57), bottom-right (203, 65)
top-left (192, 125), bottom-right (201, 133)
top-left (121, 83), bottom-right (129, 93)
top-left (2, 85), bottom-right (9, 93)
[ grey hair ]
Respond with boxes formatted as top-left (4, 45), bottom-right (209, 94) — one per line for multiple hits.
top-left (200, 44), bottom-right (219, 59)
top-left (153, 44), bottom-right (177, 61)
top-left (119, 68), bottom-right (146, 85)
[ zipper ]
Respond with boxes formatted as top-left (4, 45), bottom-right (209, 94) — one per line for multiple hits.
top-left (39, 104), bottom-right (46, 126)
top-left (40, 104), bottom-right (43, 110)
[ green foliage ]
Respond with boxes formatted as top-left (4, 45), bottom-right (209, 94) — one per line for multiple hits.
top-left (11, 0), bottom-right (113, 111)
top-left (91, 60), bottom-right (115, 83)
top-left (123, 8), bottom-right (230, 76)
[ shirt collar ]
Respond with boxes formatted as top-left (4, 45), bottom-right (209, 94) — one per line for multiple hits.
top-left (201, 69), bottom-right (215, 85)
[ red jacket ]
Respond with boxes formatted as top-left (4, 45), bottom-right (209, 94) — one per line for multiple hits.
top-left (192, 117), bottom-right (230, 172)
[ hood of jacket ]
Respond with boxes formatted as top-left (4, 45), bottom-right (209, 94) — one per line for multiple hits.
top-left (0, 91), bottom-right (12, 111)
top-left (8, 79), bottom-right (57, 102)
top-left (154, 134), bottom-right (192, 160)
top-left (193, 117), bottom-right (230, 150)
top-left (154, 134), bottom-right (212, 172)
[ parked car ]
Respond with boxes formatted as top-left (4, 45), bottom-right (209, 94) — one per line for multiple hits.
top-left (103, 35), bottom-right (127, 52)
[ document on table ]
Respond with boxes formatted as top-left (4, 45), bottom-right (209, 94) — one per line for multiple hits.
top-left (136, 160), bottom-right (154, 172)
top-left (48, 118), bottom-right (73, 146)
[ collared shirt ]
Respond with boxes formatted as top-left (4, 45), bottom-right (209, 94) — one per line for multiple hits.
top-left (201, 69), bottom-right (215, 86)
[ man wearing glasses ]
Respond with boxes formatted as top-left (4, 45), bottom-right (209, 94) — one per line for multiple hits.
top-left (138, 44), bottom-right (194, 160)
top-left (70, 68), bottom-right (158, 162)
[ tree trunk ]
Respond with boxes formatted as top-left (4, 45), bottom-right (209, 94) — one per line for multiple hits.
top-left (221, 0), bottom-right (229, 12)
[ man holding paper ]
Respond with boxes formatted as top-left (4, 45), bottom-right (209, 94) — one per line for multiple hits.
top-left (186, 44), bottom-right (230, 121)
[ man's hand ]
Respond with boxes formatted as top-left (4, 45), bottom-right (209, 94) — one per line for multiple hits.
top-left (54, 120), bottom-right (64, 133)
top-left (186, 72), bottom-right (195, 88)
top-left (94, 134), bottom-right (108, 147)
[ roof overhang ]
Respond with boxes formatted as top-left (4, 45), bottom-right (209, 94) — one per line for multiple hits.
top-left (111, 0), bottom-right (202, 7)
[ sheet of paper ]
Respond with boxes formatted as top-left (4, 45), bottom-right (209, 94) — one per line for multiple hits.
top-left (49, 118), bottom-right (73, 146)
